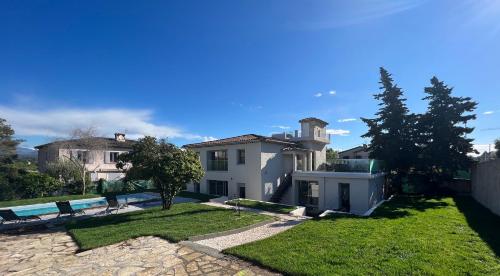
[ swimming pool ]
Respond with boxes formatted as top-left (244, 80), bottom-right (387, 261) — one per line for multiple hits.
top-left (3, 193), bottom-right (160, 217)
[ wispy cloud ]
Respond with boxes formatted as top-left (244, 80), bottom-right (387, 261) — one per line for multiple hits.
top-left (297, 0), bottom-right (425, 30)
top-left (338, 118), bottom-right (357, 123)
top-left (326, 129), bottom-right (350, 136)
top-left (483, 110), bottom-right (498, 115)
top-left (315, 90), bottom-right (337, 98)
top-left (202, 136), bottom-right (218, 142)
top-left (272, 125), bottom-right (291, 130)
top-left (230, 102), bottom-right (263, 111)
top-left (0, 105), bottom-right (211, 142)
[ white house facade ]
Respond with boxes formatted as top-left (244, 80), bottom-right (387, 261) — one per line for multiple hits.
top-left (184, 117), bottom-right (386, 215)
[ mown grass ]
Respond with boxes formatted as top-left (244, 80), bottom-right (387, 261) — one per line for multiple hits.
top-left (225, 196), bottom-right (500, 275)
top-left (0, 194), bottom-right (100, 208)
top-left (226, 199), bottom-right (297, 214)
top-left (66, 202), bottom-right (270, 250)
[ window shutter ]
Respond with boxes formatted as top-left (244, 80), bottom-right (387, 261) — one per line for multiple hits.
top-left (104, 151), bottom-right (110, 163)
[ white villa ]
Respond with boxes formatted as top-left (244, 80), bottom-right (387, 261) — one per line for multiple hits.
top-left (184, 117), bottom-right (385, 215)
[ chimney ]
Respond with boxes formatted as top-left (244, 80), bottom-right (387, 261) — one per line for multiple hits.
top-left (114, 133), bottom-right (126, 142)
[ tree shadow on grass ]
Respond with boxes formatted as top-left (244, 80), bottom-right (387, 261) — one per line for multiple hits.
top-left (454, 196), bottom-right (500, 257)
top-left (320, 195), bottom-right (451, 221)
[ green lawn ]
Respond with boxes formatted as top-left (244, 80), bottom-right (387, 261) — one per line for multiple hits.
top-left (226, 199), bottom-right (297, 214)
top-left (0, 194), bottom-right (101, 208)
top-left (225, 196), bottom-right (500, 275)
top-left (177, 191), bottom-right (218, 202)
top-left (66, 202), bottom-right (270, 250)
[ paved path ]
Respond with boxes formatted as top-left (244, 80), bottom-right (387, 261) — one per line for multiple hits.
top-left (0, 228), bottom-right (279, 275)
top-left (197, 202), bottom-right (309, 251)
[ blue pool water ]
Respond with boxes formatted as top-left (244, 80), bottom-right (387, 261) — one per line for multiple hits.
top-left (2, 193), bottom-right (159, 217)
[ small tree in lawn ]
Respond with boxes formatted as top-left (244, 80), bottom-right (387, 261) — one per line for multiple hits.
top-left (117, 136), bottom-right (204, 210)
top-left (420, 77), bottom-right (477, 184)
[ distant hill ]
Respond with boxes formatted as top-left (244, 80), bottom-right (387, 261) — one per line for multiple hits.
top-left (16, 146), bottom-right (38, 160)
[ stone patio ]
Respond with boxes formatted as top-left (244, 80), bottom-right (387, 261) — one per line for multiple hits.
top-left (0, 228), bottom-right (279, 276)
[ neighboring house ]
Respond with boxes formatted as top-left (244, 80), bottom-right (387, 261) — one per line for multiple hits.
top-left (184, 118), bottom-right (385, 215)
top-left (35, 133), bottom-right (135, 181)
top-left (338, 145), bottom-right (370, 159)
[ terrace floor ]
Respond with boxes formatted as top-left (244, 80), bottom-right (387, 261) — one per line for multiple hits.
top-left (0, 227), bottom-right (279, 275)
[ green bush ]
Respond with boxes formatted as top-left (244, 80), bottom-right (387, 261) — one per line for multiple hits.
top-left (0, 164), bottom-right (63, 200)
top-left (17, 172), bottom-right (63, 198)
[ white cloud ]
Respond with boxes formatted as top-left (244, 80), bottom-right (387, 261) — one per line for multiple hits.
top-left (326, 129), bottom-right (350, 136)
top-left (329, 90), bottom-right (337, 95)
top-left (470, 144), bottom-right (496, 157)
top-left (337, 118), bottom-right (356, 123)
top-left (483, 110), bottom-right (495, 115)
top-left (0, 105), bottom-right (210, 141)
top-left (202, 136), bottom-right (218, 142)
top-left (272, 125), bottom-right (291, 130)
top-left (314, 92), bottom-right (323, 97)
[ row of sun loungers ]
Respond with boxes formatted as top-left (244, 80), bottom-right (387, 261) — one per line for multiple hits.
top-left (0, 196), bottom-right (126, 225)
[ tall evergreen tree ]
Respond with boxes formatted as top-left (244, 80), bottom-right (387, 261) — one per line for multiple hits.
top-left (361, 68), bottom-right (417, 192)
top-left (420, 77), bottom-right (477, 182)
top-left (0, 118), bottom-right (23, 164)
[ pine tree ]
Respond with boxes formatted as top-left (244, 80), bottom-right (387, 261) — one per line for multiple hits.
top-left (420, 77), bottom-right (477, 183)
top-left (361, 68), bottom-right (417, 192)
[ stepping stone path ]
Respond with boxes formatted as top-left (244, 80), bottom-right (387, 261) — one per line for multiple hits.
top-left (0, 228), bottom-right (279, 275)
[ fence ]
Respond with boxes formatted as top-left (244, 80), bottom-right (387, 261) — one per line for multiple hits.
top-left (471, 159), bottom-right (500, 216)
top-left (95, 180), bottom-right (155, 194)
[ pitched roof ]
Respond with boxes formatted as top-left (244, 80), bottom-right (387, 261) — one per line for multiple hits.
top-left (183, 134), bottom-right (298, 149)
top-left (338, 145), bottom-right (367, 154)
top-left (299, 117), bottom-right (328, 126)
top-left (35, 137), bottom-right (136, 150)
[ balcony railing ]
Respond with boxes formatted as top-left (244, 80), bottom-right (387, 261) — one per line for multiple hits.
top-left (319, 159), bottom-right (384, 174)
top-left (207, 160), bottom-right (228, 171)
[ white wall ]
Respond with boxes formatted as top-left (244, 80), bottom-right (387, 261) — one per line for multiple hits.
top-left (292, 172), bottom-right (385, 215)
top-left (189, 142), bottom-right (263, 200)
top-left (471, 159), bottom-right (500, 216)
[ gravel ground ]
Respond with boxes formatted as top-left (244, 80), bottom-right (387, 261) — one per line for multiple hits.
top-left (194, 218), bottom-right (305, 251)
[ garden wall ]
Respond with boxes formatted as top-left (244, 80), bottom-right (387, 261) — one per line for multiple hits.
top-left (471, 159), bottom-right (500, 216)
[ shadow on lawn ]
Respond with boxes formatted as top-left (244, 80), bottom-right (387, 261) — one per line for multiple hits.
top-left (370, 195), bottom-right (450, 219)
top-left (65, 207), bottom-right (231, 230)
top-left (454, 196), bottom-right (500, 257)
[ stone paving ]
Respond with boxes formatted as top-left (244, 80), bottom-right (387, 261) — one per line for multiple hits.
top-left (0, 228), bottom-right (280, 276)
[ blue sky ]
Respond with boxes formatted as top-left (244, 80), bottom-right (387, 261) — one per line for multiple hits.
top-left (1, 0), bottom-right (499, 153)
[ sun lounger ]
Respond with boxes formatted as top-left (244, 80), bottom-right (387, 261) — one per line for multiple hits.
top-left (0, 209), bottom-right (41, 224)
top-left (55, 201), bottom-right (85, 218)
top-left (105, 195), bottom-right (127, 214)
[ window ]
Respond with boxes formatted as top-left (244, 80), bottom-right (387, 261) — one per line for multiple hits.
top-left (297, 180), bottom-right (319, 206)
top-left (193, 182), bottom-right (200, 193)
top-left (237, 149), bottom-right (245, 164)
top-left (208, 180), bottom-right (228, 196)
top-left (76, 151), bottom-right (90, 164)
top-left (109, 152), bottom-right (119, 163)
top-left (207, 150), bottom-right (228, 171)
